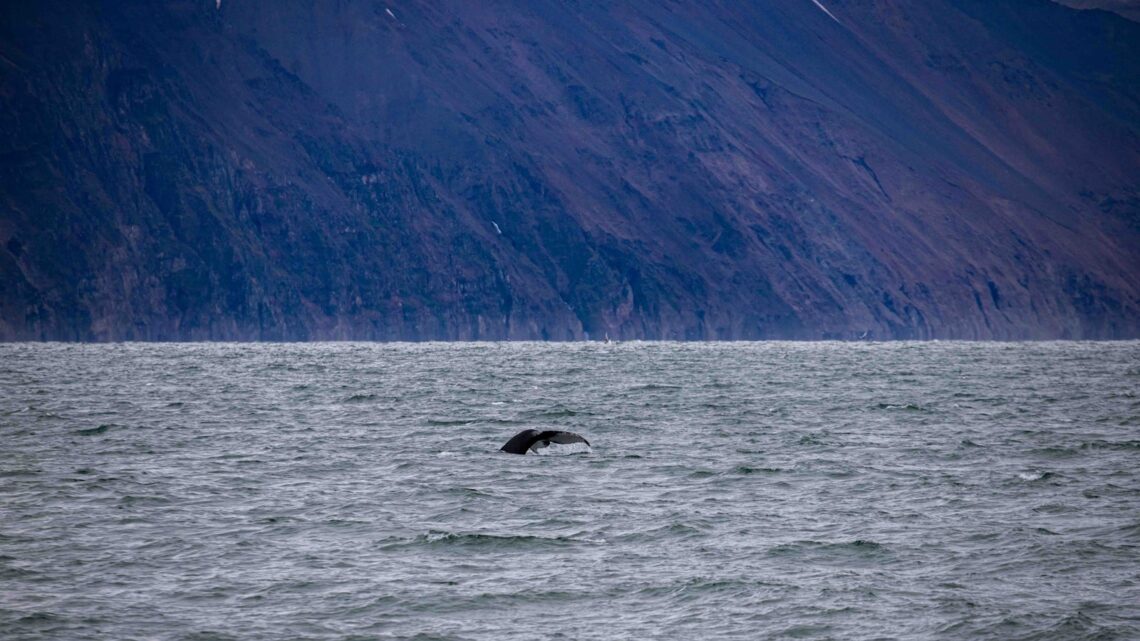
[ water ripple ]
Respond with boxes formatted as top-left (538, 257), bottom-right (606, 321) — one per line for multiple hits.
top-left (1, 341), bottom-right (1138, 640)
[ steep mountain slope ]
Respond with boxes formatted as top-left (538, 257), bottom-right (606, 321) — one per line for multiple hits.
top-left (1, 0), bottom-right (1138, 340)
top-left (1054, 0), bottom-right (1140, 22)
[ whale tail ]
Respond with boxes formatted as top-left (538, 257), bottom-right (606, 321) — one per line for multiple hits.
top-left (500, 429), bottom-right (591, 454)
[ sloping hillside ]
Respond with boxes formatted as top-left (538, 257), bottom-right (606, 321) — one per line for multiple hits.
top-left (1, 0), bottom-right (1138, 340)
top-left (1054, 0), bottom-right (1140, 22)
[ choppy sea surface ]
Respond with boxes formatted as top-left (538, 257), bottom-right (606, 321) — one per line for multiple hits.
top-left (1, 341), bottom-right (1138, 640)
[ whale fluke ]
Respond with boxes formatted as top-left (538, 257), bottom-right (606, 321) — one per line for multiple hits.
top-left (500, 429), bottom-right (591, 455)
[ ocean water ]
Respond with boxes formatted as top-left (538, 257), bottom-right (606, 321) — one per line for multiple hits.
top-left (1, 341), bottom-right (1138, 640)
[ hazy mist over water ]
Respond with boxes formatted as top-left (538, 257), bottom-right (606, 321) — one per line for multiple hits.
top-left (1, 341), bottom-right (1138, 640)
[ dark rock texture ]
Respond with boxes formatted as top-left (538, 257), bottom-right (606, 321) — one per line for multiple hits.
top-left (2, 0), bottom-right (1138, 340)
top-left (1054, 0), bottom-right (1140, 22)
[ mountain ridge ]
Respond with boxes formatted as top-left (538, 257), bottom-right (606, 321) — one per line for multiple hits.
top-left (1053, 0), bottom-right (1140, 22)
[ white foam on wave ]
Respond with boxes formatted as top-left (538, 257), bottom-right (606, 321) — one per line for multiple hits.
top-left (530, 442), bottom-right (592, 456)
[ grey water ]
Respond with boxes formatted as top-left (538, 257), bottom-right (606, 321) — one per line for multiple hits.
top-left (1, 342), bottom-right (1138, 640)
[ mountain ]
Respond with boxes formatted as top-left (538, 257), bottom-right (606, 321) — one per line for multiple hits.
top-left (2, 0), bottom-right (1138, 341)
top-left (1053, 0), bottom-right (1140, 22)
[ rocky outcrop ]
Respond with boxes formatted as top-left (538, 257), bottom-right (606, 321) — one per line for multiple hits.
top-left (1, 0), bottom-right (1138, 340)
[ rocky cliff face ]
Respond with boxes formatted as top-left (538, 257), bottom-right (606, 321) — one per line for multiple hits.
top-left (1, 0), bottom-right (1138, 340)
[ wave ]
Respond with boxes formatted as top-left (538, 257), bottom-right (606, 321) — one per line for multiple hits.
top-left (343, 393), bottom-right (379, 403)
top-left (874, 402), bottom-right (931, 413)
top-left (117, 494), bottom-right (172, 507)
top-left (633, 576), bottom-right (771, 599)
top-left (1029, 446), bottom-right (1082, 458)
top-left (609, 524), bottom-right (708, 545)
top-left (1017, 471), bottom-right (1061, 482)
top-left (520, 406), bottom-right (586, 420)
top-left (1024, 441), bottom-right (1139, 459)
top-left (734, 465), bottom-right (784, 475)
top-left (627, 384), bottom-right (683, 392)
top-left (1080, 439), bottom-right (1140, 451)
top-left (796, 433), bottom-right (828, 446)
top-left (382, 530), bottom-right (584, 551)
top-left (767, 539), bottom-right (889, 563)
top-left (0, 468), bottom-right (42, 477)
top-left (441, 486), bottom-right (499, 499)
top-left (74, 424), bottom-right (117, 436)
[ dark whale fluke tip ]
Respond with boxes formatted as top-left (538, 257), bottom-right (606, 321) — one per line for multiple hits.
top-left (500, 429), bottom-right (591, 454)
